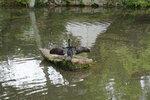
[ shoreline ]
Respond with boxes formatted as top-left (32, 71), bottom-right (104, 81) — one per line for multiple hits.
top-left (0, 1), bottom-right (150, 9)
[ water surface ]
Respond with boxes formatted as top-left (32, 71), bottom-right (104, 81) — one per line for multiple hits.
top-left (0, 7), bottom-right (150, 100)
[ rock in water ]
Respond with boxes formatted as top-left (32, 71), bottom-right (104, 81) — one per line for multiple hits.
top-left (40, 48), bottom-right (93, 71)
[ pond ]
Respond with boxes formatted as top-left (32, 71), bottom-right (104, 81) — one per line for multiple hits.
top-left (0, 7), bottom-right (150, 100)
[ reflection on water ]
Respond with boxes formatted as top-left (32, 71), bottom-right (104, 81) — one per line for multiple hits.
top-left (48, 67), bottom-right (69, 86)
top-left (140, 76), bottom-right (150, 100)
top-left (0, 58), bottom-right (45, 89)
top-left (0, 7), bottom-right (150, 100)
top-left (0, 58), bottom-right (46, 99)
top-left (66, 21), bottom-right (110, 47)
top-left (0, 57), bottom-right (79, 99)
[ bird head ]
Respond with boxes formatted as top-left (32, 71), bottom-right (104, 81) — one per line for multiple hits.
top-left (68, 39), bottom-right (71, 47)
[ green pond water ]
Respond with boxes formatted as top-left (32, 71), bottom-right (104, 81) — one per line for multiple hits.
top-left (0, 7), bottom-right (150, 100)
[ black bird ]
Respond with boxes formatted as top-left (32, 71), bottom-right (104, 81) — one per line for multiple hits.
top-left (49, 39), bottom-right (90, 60)
top-left (75, 46), bottom-right (90, 54)
top-left (50, 47), bottom-right (65, 55)
top-left (66, 39), bottom-right (74, 61)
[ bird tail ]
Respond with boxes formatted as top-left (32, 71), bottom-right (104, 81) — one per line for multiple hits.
top-left (66, 56), bottom-right (72, 61)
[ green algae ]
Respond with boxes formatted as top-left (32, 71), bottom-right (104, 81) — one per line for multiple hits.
top-left (45, 56), bottom-right (92, 71)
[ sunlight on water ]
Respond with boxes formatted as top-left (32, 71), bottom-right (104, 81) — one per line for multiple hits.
top-left (0, 58), bottom-right (46, 89)
top-left (140, 76), bottom-right (150, 100)
top-left (0, 58), bottom-right (72, 87)
top-left (105, 79), bottom-right (117, 100)
top-left (0, 57), bottom-right (72, 99)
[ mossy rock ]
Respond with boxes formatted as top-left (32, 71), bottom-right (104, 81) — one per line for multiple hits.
top-left (39, 48), bottom-right (93, 71)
